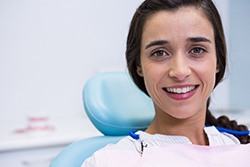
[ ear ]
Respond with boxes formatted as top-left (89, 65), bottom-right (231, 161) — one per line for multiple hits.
top-left (216, 65), bottom-right (220, 73)
top-left (136, 66), bottom-right (144, 77)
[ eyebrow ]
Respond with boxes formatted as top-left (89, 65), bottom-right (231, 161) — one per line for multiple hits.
top-left (144, 37), bottom-right (211, 50)
top-left (145, 40), bottom-right (169, 50)
top-left (187, 37), bottom-right (211, 43)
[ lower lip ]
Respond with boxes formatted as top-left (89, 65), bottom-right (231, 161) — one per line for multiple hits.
top-left (164, 87), bottom-right (198, 100)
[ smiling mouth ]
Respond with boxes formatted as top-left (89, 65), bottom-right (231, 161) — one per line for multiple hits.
top-left (163, 85), bottom-right (199, 94)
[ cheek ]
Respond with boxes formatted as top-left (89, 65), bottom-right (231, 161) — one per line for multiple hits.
top-left (142, 68), bottom-right (157, 91)
top-left (141, 63), bottom-right (162, 93)
top-left (199, 62), bottom-right (217, 89)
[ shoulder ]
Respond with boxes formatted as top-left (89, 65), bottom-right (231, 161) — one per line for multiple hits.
top-left (81, 135), bottom-right (136, 167)
top-left (101, 135), bottom-right (136, 150)
top-left (81, 134), bottom-right (137, 167)
top-left (205, 126), bottom-right (240, 145)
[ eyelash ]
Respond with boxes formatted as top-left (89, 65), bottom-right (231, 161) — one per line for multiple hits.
top-left (150, 49), bottom-right (169, 58)
top-left (150, 47), bottom-right (207, 59)
top-left (189, 47), bottom-right (206, 55)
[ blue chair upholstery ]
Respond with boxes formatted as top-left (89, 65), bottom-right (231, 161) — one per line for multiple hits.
top-left (50, 72), bottom-right (154, 167)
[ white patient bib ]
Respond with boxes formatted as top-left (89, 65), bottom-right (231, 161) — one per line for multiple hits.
top-left (94, 143), bottom-right (250, 167)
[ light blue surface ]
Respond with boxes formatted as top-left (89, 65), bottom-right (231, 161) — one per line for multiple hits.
top-left (83, 72), bottom-right (154, 135)
top-left (50, 72), bottom-right (154, 167)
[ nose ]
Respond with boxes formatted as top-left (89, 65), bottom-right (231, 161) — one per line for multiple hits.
top-left (168, 55), bottom-right (191, 81)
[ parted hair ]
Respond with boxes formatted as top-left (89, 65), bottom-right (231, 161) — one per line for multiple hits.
top-left (126, 0), bottom-right (250, 144)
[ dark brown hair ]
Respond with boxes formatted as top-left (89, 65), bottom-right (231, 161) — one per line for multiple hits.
top-left (126, 0), bottom-right (249, 144)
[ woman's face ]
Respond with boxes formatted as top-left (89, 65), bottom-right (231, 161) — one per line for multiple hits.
top-left (138, 7), bottom-right (217, 120)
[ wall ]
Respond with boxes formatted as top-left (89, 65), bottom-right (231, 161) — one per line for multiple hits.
top-left (0, 0), bottom-right (143, 120)
top-left (0, 0), bottom-right (231, 122)
top-left (229, 0), bottom-right (250, 110)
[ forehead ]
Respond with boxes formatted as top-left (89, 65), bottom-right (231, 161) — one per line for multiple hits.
top-left (141, 7), bottom-right (214, 43)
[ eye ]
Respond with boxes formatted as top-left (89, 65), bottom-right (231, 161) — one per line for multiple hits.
top-left (151, 50), bottom-right (169, 58)
top-left (190, 47), bottom-right (206, 55)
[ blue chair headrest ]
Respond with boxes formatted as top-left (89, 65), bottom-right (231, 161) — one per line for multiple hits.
top-left (83, 72), bottom-right (154, 136)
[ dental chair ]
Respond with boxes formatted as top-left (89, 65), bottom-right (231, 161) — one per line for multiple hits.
top-left (50, 72), bottom-right (154, 167)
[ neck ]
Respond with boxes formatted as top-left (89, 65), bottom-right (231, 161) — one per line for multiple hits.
top-left (146, 111), bottom-right (209, 145)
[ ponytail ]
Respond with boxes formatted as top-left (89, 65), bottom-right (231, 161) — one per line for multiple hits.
top-left (206, 109), bottom-right (250, 144)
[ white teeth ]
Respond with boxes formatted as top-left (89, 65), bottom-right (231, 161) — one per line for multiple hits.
top-left (166, 86), bottom-right (196, 94)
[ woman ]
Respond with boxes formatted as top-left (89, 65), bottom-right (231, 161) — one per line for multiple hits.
top-left (82, 0), bottom-right (250, 166)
